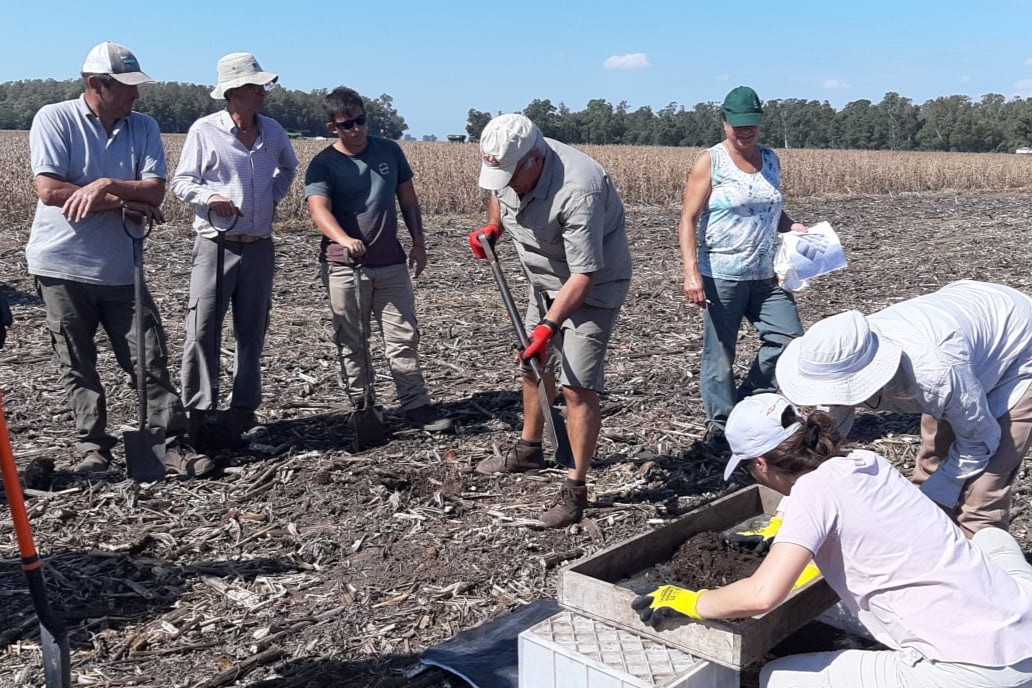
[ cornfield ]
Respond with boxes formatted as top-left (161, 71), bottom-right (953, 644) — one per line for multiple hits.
top-left (1, 130), bottom-right (1031, 228)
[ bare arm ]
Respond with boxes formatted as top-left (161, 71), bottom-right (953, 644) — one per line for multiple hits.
top-left (35, 174), bottom-right (165, 223)
top-left (396, 180), bottom-right (427, 276)
top-left (677, 152), bottom-right (711, 307)
top-left (695, 542), bottom-right (813, 618)
top-left (306, 195), bottom-right (366, 258)
top-left (485, 194), bottom-right (502, 227)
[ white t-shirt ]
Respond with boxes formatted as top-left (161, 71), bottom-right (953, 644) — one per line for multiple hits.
top-left (777, 449), bottom-right (1032, 666)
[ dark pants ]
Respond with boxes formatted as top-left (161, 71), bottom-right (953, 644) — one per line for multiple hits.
top-left (36, 276), bottom-right (188, 454)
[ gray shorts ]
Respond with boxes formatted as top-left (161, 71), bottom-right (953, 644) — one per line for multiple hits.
top-left (524, 288), bottom-right (620, 392)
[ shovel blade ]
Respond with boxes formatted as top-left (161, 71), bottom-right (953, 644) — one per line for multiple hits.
top-left (350, 407), bottom-right (386, 450)
top-left (124, 427), bottom-right (166, 482)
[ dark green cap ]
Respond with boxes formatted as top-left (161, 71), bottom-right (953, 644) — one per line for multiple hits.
top-left (723, 86), bottom-right (764, 126)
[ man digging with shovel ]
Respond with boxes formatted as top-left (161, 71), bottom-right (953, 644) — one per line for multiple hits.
top-left (25, 42), bottom-right (212, 478)
top-left (470, 114), bottom-right (632, 528)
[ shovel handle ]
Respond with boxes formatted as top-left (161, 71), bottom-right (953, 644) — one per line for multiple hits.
top-left (205, 203), bottom-right (241, 233)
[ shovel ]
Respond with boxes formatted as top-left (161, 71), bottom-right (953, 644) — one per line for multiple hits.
top-left (188, 208), bottom-right (247, 452)
top-left (347, 252), bottom-right (386, 450)
top-left (122, 211), bottom-right (166, 482)
top-left (477, 234), bottom-right (574, 468)
top-left (0, 390), bottom-right (72, 688)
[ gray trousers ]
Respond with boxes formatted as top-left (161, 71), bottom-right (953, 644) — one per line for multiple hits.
top-left (181, 235), bottom-right (273, 412)
top-left (322, 261), bottom-right (430, 412)
top-left (36, 276), bottom-right (188, 454)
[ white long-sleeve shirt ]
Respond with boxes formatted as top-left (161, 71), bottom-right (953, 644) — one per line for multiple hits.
top-left (170, 110), bottom-right (298, 238)
top-left (825, 280), bottom-right (1032, 505)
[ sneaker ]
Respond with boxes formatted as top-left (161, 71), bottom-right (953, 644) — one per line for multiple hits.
top-left (164, 438), bottom-right (216, 478)
top-left (74, 448), bottom-right (113, 473)
top-left (476, 439), bottom-right (546, 474)
top-left (539, 483), bottom-right (589, 528)
top-left (702, 424), bottom-right (731, 456)
top-left (404, 404), bottom-right (454, 434)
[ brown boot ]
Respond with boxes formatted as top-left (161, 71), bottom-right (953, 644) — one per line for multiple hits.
top-left (476, 439), bottom-right (545, 474)
top-left (539, 483), bottom-right (589, 528)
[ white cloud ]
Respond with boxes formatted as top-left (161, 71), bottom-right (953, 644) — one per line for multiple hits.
top-left (958, 75), bottom-right (971, 83)
top-left (714, 73), bottom-right (730, 81)
top-left (603, 53), bottom-right (651, 70)
top-left (1025, 57), bottom-right (1032, 65)
top-left (1014, 78), bottom-right (1032, 97)
top-left (822, 78), bottom-right (852, 89)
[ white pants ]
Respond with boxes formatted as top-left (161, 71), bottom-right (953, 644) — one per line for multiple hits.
top-left (761, 528), bottom-right (1032, 688)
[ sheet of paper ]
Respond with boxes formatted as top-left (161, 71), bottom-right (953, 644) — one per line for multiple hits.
top-left (784, 221), bottom-right (847, 281)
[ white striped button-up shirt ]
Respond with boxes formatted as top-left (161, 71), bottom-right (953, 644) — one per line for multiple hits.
top-left (171, 110), bottom-right (298, 238)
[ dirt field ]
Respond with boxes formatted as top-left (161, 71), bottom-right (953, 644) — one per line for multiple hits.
top-left (1, 191), bottom-right (1031, 687)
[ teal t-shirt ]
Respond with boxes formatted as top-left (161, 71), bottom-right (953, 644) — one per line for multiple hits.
top-left (304, 136), bottom-right (412, 266)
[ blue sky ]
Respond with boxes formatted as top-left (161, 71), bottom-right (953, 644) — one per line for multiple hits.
top-left (5, 1), bottom-right (1032, 138)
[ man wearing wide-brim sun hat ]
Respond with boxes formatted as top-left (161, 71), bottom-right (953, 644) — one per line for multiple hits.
top-left (170, 52), bottom-right (298, 450)
top-left (775, 279), bottom-right (1032, 537)
top-left (209, 52), bottom-right (279, 100)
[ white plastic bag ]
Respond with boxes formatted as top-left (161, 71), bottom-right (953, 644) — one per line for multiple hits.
top-left (774, 221), bottom-right (847, 292)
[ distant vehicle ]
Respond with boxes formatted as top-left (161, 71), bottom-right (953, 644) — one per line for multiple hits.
top-left (447, 134), bottom-right (467, 143)
top-left (287, 130), bottom-right (303, 139)
top-left (1016, 147), bottom-right (1032, 154)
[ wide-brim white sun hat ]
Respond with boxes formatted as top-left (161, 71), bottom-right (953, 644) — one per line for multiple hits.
top-left (210, 52), bottom-right (278, 100)
top-left (723, 393), bottom-right (802, 480)
top-left (775, 310), bottom-right (902, 407)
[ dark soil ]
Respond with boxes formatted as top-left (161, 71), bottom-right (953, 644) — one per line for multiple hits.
top-left (1, 191), bottom-right (1031, 687)
top-left (667, 531), bottom-right (764, 590)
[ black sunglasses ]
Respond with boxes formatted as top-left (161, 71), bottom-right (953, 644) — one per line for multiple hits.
top-left (333, 115), bottom-right (367, 130)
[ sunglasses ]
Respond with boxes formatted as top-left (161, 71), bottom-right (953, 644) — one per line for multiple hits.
top-left (333, 115), bottom-right (367, 130)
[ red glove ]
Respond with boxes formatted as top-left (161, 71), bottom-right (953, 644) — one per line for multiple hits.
top-left (469, 224), bottom-right (503, 259)
top-left (521, 320), bottom-right (558, 364)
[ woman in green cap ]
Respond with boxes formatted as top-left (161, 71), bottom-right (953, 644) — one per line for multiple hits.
top-left (677, 85), bottom-right (807, 455)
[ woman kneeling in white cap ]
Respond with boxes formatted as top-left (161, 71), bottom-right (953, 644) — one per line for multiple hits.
top-left (632, 393), bottom-right (1032, 688)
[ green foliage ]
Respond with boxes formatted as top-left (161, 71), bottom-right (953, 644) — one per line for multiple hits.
top-left (465, 108), bottom-right (492, 142)
top-left (0, 80), bottom-right (410, 140)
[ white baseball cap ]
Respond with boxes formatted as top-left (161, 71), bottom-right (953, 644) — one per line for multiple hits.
top-left (478, 113), bottom-right (543, 190)
top-left (723, 393), bottom-right (802, 480)
top-left (775, 311), bottom-right (902, 406)
top-left (81, 42), bottom-right (153, 86)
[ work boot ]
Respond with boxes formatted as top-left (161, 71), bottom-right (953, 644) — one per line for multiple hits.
top-left (164, 437), bottom-right (216, 478)
top-left (702, 423), bottom-right (731, 456)
top-left (404, 404), bottom-right (454, 434)
top-left (74, 448), bottom-right (113, 473)
top-left (539, 483), bottom-right (589, 528)
top-left (476, 439), bottom-right (546, 474)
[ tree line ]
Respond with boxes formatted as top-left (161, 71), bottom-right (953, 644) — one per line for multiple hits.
top-left (3, 79), bottom-right (1032, 152)
top-left (0, 79), bottom-right (408, 139)
top-left (467, 92), bottom-right (1032, 153)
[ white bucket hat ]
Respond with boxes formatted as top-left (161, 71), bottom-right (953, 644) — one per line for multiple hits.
top-left (775, 311), bottom-right (902, 406)
top-left (210, 52), bottom-right (278, 100)
top-left (478, 113), bottom-right (543, 190)
top-left (724, 393), bottom-right (802, 480)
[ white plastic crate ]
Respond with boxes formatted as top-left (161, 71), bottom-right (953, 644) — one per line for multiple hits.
top-left (519, 611), bottom-right (739, 688)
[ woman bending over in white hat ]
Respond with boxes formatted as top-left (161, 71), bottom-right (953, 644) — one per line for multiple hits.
top-left (633, 393), bottom-right (1032, 688)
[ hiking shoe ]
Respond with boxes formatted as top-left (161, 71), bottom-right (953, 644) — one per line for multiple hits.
top-left (539, 484), bottom-right (589, 528)
top-left (702, 424), bottom-right (731, 456)
top-left (476, 439), bottom-right (546, 474)
top-left (164, 438), bottom-right (216, 478)
top-left (74, 449), bottom-right (113, 473)
top-left (404, 404), bottom-right (454, 434)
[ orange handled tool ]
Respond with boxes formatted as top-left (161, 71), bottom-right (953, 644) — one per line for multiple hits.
top-left (0, 389), bottom-right (71, 687)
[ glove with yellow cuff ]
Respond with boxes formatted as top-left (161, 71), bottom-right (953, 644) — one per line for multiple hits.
top-left (792, 562), bottom-right (821, 590)
top-left (631, 585), bottom-right (707, 628)
top-left (726, 515), bottom-right (782, 554)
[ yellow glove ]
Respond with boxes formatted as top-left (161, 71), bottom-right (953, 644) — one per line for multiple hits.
top-left (792, 562), bottom-right (821, 590)
top-left (631, 585), bottom-right (707, 628)
top-left (726, 515), bottom-right (782, 554)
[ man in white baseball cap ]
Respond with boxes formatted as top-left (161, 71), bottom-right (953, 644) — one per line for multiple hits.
top-left (776, 280), bottom-right (1032, 537)
top-left (25, 41), bottom-right (214, 478)
top-left (467, 113), bottom-right (633, 528)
